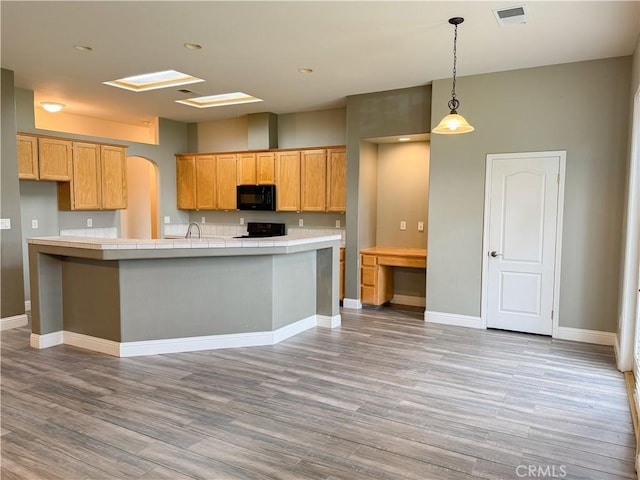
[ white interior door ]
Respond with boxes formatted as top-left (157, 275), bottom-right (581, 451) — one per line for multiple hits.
top-left (485, 152), bottom-right (562, 335)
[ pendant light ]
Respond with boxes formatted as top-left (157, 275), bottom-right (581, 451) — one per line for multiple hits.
top-left (432, 17), bottom-right (474, 135)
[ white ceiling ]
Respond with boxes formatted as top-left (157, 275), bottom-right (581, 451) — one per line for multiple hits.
top-left (2, 1), bottom-right (639, 125)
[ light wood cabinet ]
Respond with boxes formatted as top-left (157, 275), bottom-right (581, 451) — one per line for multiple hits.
top-left (101, 145), bottom-right (127, 210)
top-left (275, 151), bottom-right (301, 211)
top-left (196, 155), bottom-right (216, 210)
top-left (17, 134), bottom-right (73, 181)
top-left (58, 142), bottom-right (127, 211)
top-left (256, 152), bottom-right (275, 184)
top-left (360, 247), bottom-right (427, 306)
top-left (326, 148), bottom-right (346, 212)
top-left (301, 149), bottom-right (326, 212)
top-left (237, 153), bottom-right (257, 185)
top-left (39, 137), bottom-right (73, 181)
top-left (216, 153), bottom-right (238, 210)
top-left (17, 134), bottom-right (38, 179)
top-left (59, 142), bottom-right (102, 210)
top-left (176, 155), bottom-right (196, 209)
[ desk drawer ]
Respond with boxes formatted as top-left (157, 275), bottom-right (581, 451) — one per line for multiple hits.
top-left (377, 256), bottom-right (426, 268)
top-left (361, 254), bottom-right (377, 266)
top-left (361, 265), bottom-right (377, 286)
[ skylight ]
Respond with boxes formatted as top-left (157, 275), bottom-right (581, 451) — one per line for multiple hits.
top-left (103, 70), bottom-right (205, 92)
top-left (176, 92), bottom-right (263, 108)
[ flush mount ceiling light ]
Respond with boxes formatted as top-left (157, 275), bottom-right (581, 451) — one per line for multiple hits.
top-left (432, 17), bottom-right (475, 135)
top-left (183, 43), bottom-right (202, 50)
top-left (40, 102), bottom-right (65, 113)
top-left (176, 92), bottom-right (263, 109)
top-left (73, 45), bottom-right (93, 52)
top-left (103, 70), bottom-right (204, 92)
top-left (398, 137), bottom-right (411, 142)
top-left (298, 68), bottom-right (314, 74)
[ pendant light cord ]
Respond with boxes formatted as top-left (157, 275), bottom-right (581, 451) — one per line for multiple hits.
top-left (451, 23), bottom-right (458, 102)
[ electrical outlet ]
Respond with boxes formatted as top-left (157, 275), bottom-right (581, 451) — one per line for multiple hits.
top-left (87, 218), bottom-right (93, 227)
top-left (335, 220), bottom-right (341, 228)
top-left (201, 216), bottom-right (206, 224)
top-left (240, 217), bottom-right (244, 225)
top-left (32, 219), bottom-right (38, 229)
top-left (418, 221), bottom-right (424, 232)
top-left (400, 221), bottom-right (406, 231)
top-left (164, 216), bottom-right (170, 224)
top-left (298, 218), bottom-right (304, 227)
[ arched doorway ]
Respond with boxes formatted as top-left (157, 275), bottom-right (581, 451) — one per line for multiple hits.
top-left (120, 156), bottom-right (159, 239)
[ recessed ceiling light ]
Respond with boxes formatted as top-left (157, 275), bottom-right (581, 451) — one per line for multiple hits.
top-left (398, 137), bottom-right (411, 142)
top-left (40, 102), bottom-right (65, 113)
top-left (184, 43), bottom-right (202, 50)
top-left (298, 68), bottom-right (314, 74)
top-left (73, 45), bottom-right (93, 52)
top-left (176, 92), bottom-right (263, 109)
top-left (103, 70), bottom-right (205, 92)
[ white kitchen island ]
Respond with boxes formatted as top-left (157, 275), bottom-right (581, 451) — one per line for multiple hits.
top-left (27, 233), bottom-right (341, 357)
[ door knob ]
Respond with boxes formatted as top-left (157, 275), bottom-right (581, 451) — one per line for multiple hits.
top-left (490, 251), bottom-right (503, 257)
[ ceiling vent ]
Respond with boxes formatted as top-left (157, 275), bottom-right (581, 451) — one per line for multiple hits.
top-left (493, 5), bottom-right (529, 27)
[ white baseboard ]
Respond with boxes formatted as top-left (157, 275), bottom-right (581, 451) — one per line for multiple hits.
top-left (425, 310), bottom-right (484, 329)
top-left (390, 295), bottom-right (426, 308)
top-left (30, 331), bottom-right (64, 348)
top-left (24, 300), bottom-right (31, 312)
top-left (316, 314), bottom-right (341, 329)
top-left (554, 326), bottom-right (617, 346)
top-left (1, 314), bottom-right (28, 331)
top-left (29, 314), bottom-right (335, 357)
top-left (342, 298), bottom-right (362, 310)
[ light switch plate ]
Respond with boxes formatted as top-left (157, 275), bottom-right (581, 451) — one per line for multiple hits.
top-left (335, 220), bottom-right (340, 228)
top-left (0, 218), bottom-right (10, 230)
top-left (87, 218), bottom-right (93, 227)
top-left (400, 221), bottom-right (406, 231)
top-left (164, 216), bottom-right (170, 224)
top-left (240, 217), bottom-right (244, 225)
top-left (32, 219), bottom-right (38, 229)
top-left (298, 219), bottom-right (304, 227)
top-left (418, 221), bottom-right (424, 232)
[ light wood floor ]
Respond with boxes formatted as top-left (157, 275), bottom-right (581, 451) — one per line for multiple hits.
top-left (1, 306), bottom-right (636, 479)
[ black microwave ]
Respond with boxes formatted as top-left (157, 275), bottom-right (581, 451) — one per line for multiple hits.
top-left (237, 184), bottom-right (276, 211)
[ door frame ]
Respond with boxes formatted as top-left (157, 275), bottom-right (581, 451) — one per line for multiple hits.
top-left (480, 151), bottom-right (567, 334)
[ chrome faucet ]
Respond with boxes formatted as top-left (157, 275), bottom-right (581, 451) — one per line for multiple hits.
top-left (185, 222), bottom-right (201, 239)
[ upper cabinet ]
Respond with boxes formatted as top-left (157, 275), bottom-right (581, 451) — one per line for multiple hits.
top-left (300, 149), bottom-right (326, 212)
top-left (58, 143), bottom-right (127, 211)
top-left (18, 133), bottom-right (127, 210)
top-left (17, 134), bottom-right (38, 179)
top-left (275, 151), bottom-right (301, 211)
top-left (256, 152), bottom-right (276, 184)
top-left (216, 154), bottom-right (238, 210)
top-left (326, 148), bottom-right (347, 212)
top-left (176, 155), bottom-right (197, 209)
top-left (175, 146), bottom-right (346, 213)
top-left (17, 134), bottom-right (72, 181)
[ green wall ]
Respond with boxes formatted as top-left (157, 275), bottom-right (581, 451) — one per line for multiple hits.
top-left (1, 68), bottom-right (26, 319)
top-left (428, 57), bottom-right (631, 332)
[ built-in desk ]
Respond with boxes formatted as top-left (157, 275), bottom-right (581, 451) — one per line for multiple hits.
top-left (360, 246), bottom-right (427, 306)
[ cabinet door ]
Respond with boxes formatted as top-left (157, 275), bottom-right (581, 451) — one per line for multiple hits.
top-left (71, 142), bottom-right (102, 210)
top-left (17, 134), bottom-right (39, 179)
top-left (216, 154), bottom-right (238, 210)
top-left (275, 151), bottom-right (301, 211)
top-left (101, 146), bottom-right (127, 210)
top-left (176, 155), bottom-right (196, 209)
top-left (39, 137), bottom-right (72, 181)
top-left (196, 155), bottom-right (216, 209)
top-left (326, 148), bottom-right (346, 212)
top-left (237, 153), bottom-right (256, 185)
top-left (301, 149), bottom-right (326, 212)
top-left (256, 152), bottom-right (275, 184)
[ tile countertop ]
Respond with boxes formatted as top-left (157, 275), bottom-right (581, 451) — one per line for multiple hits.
top-left (27, 232), bottom-right (342, 251)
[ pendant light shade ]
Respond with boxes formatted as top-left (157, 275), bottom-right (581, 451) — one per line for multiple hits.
top-left (432, 17), bottom-right (474, 135)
